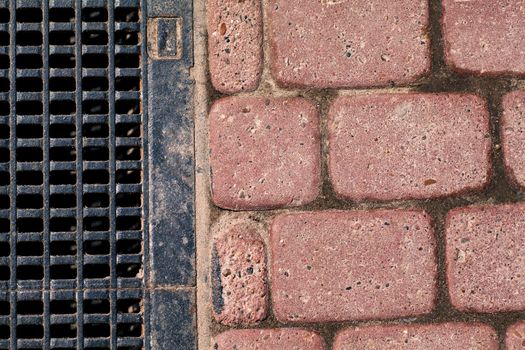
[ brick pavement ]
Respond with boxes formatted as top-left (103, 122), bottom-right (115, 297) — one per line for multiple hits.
top-left (204, 0), bottom-right (525, 348)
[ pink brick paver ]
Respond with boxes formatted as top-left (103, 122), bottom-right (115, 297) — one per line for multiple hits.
top-left (213, 329), bottom-right (326, 350)
top-left (506, 321), bottom-right (525, 350)
top-left (270, 210), bottom-right (437, 323)
top-left (446, 203), bottom-right (525, 312)
top-left (442, 0), bottom-right (525, 75)
top-left (207, 0), bottom-right (262, 93)
top-left (333, 323), bottom-right (498, 350)
top-left (211, 220), bottom-right (268, 325)
top-left (267, 0), bottom-right (430, 88)
top-left (328, 93), bottom-right (491, 201)
top-left (502, 90), bottom-right (525, 190)
top-left (209, 97), bottom-right (321, 210)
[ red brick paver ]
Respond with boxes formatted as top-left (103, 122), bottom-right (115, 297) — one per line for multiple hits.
top-left (446, 203), bottom-right (525, 312)
top-left (333, 323), bottom-right (498, 350)
top-left (328, 93), bottom-right (491, 201)
top-left (207, 0), bottom-right (262, 93)
top-left (209, 97), bottom-right (321, 210)
top-left (506, 321), bottom-right (525, 350)
top-left (267, 0), bottom-right (430, 88)
top-left (502, 90), bottom-right (525, 190)
top-left (270, 210), bottom-right (437, 323)
top-left (442, 0), bottom-right (525, 75)
top-left (213, 329), bottom-right (326, 350)
top-left (211, 220), bottom-right (268, 325)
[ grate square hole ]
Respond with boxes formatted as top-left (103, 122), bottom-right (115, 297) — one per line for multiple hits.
top-left (82, 54), bottom-right (108, 68)
top-left (117, 299), bottom-right (141, 314)
top-left (50, 77), bottom-right (76, 91)
top-left (17, 241), bottom-right (43, 256)
top-left (83, 146), bottom-right (108, 161)
top-left (116, 216), bottom-right (141, 231)
top-left (0, 124), bottom-right (9, 138)
top-left (0, 300), bottom-right (8, 314)
top-left (50, 54), bottom-right (75, 68)
top-left (50, 264), bottom-right (77, 279)
top-left (116, 54), bottom-right (139, 68)
top-left (17, 194), bottom-right (43, 208)
top-left (0, 148), bottom-right (9, 162)
top-left (17, 170), bottom-right (42, 185)
top-left (49, 8), bottom-right (74, 22)
top-left (17, 265), bottom-right (43, 280)
top-left (117, 263), bottom-right (141, 278)
top-left (50, 324), bottom-right (77, 338)
top-left (17, 147), bottom-right (43, 162)
top-left (82, 31), bottom-right (108, 45)
top-left (83, 100), bottom-right (108, 114)
top-left (83, 264), bottom-right (109, 279)
top-left (50, 193), bottom-right (76, 208)
top-left (115, 8), bottom-right (139, 22)
top-left (50, 217), bottom-right (76, 232)
top-left (50, 30), bottom-right (75, 45)
top-left (82, 8), bottom-right (108, 22)
top-left (82, 77), bottom-right (108, 91)
top-left (17, 54), bottom-right (42, 68)
top-left (17, 77), bottom-right (43, 92)
top-left (0, 101), bottom-right (9, 115)
top-left (116, 123), bottom-right (140, 137)
top-left (0, 265), bottom-right (9, 280)
top-left (0, 77), bottom-right (8, 92)
top-left (116, 99), bottom-right (140, 114)
top-left (17, 123), bottom-right (43, 138)
top-left (0, 241), bottom-right (9, 256)
top-left (0, 8), bottom-right (9, 23)
top-left (117, 193), bottom-right (141, 207)
top-left (116, 169), bottom-right (141, 184)
top-left (83, 123), bottom-right (108, 138)
top-left (0, 194), bottom-right (7, 209)
top-left (16, 100), bottom-right (43, 115)
top-left (50, 241), bottom-right (77, 256)
top-left (84, 323), bottom-right (110, 338)
top-left (50, 123), bottom-right (76, 138)
top-left (0, 171), bottom-right (8, 185)
top-left (50, 147), bottom-right (76, 161)
top-left (84, 217), bottom-right (109, 231)
top-left (0, 32), bottom-right (8, 46)
top-left (50, 300), bottom-right (76, 314)
top-left (16, 31), bottom-right (42, 46)
top-left (50, 100), bottom-right (76, 115)
top-left (84, 240), bottom-right (109, 255)
top-left (117, 146), bottom-right (141, 160)
top-left (83, 169), bottom-right (108, 184)
top-left (116, 30), bottom-right (138, 45)
top-left (118, 323), bottom-right (142, 337)
top-left (0, 218), bottom-right (9, 232)
top-left (117, 239), bottom-right (142, 254)
top-left (116, 77), bottom-right (140, 91)
top-left (17, 324), bottom-right (44, 339)
top-left (17, 218), bottom-right (43, 232)
top-left (16, 8), bottom-right (43, 23)
top-left (0, 324), bottom-right (8, 338)
top-left (83, 193), bottom-right (109, 208)
top-left (84, 299), bottom-right (110, 314)
top-left (50, 170), bottom-right (76, 184)
top-left (17, 300), bottom-right (43, 314)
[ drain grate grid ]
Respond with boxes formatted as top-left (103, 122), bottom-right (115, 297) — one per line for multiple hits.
top-left (0, 0), bottom-right (147, 348)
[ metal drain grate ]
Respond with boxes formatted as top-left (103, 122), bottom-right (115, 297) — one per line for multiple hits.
top-left (0, 0), bottom-right (146, 348)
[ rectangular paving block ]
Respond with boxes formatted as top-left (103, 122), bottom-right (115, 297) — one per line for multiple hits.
top-left (446, 203), bottom-right (525, 312)
top-left (442, 0), bottom-right (525, 75)
top-left (334, 323), bottom-right (498, 350)
top-left (270, 210), bottom-right (437, 323)
top-left (213, 328), bottom-right (326, 350)
top-left (207, 0), bottom-right (262, 93)
top-left (268, 0), bottom-right (430, 88)
top-left (209, 97), bottom-right (321, 210)
top-left (502, 90), bottom-right (525, 190)
top-left (328, 93), bottom-right (491, 201)
top-left (506, 321), bottom-right (525, 350)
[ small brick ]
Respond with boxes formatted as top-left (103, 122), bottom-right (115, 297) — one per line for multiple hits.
top-left (209, 97), bottom-right (321, 210)
top-left (211, 218), bottom-right (268, 325)
top-left (446, 203), bottom-right (525, 312)
top-left (506, 321), bottom-right (525, 350)
top-left (442, 0), bottom-right (525, 75)
top-left (213, 328), bottom-right (326, 350)
top-left (328, 93), bottom-right (491, 201)
top-left (267, 0), bottom-right (430, 88)
top-left (334, 323), bottom-right (498, 350)
top-left (207, 0), bottom-right (262, 93)
top-left (502, 90), bottom-right (525, 190)
top-left (270, 210), bottom-right (437, 323)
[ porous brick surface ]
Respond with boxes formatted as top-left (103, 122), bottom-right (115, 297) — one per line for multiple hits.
top-left (213, 329), bottom-right (326, 350)
top-left (270, 210), bottom-right (437, 323)
top-left (207, 0), bottom-right (262, 93)
top-left (267, 0), bottom-right (430, 88)
top-left (442, 0), bottom-right (525, 75)
top-left (209, 97), bottom-right (321, 210)
top-left (328, 93), bottom-right (491, 201)
top-left (446, 203), bottom-right (525, 312)
top-left (502, 90), bottom-right (525, 190)
top-left (211, 219), bottom-right (268, 325)
top-left (506, 321), bottom-right (525, 350)
top-left (333, 323), bottom-right (498, 350)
